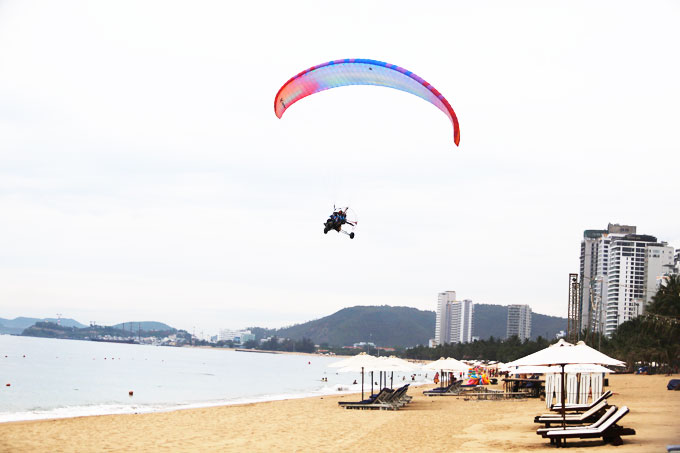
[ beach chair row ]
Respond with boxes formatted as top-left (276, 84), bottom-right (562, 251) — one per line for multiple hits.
top-left (338, 384), bottom-right (412, 410)
top-left (422, 381), bottom-right (463, 396)
top-left (534, 390), bottom-right (635, 447)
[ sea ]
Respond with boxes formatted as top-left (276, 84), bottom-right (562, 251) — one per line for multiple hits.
top-left (0, 335), bottom-right (426, 423)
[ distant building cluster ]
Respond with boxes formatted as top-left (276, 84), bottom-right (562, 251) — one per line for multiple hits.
top-left (579, 223), bottom-right (678, 337)
top-left (434, 291), bottom-right (474, 345)
top-left (218, 329), bottom-right (255, 344)
top-left (506, 304), bottom-right (532, 341)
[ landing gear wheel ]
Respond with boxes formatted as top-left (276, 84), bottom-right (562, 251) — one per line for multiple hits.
top-left (349, 232), bottom-right (355, 239)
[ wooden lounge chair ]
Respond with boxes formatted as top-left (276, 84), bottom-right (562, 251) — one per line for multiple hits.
top-left (339, 386), bottom-right (410, 411)
top-left (544, 406), bottom-right (635, 447)
top-left (338, 388), bottom-right (392, 408)
top-left (379, 385), bottom-right (411, 409)
top-left (536, 406), bottom-right (617, 437)
top-left (535, 400), bottom-right (609, 426)
top-left (550, 390), bottom-right (612, 412)
top-left (423, 381), bottom-right (462, 396)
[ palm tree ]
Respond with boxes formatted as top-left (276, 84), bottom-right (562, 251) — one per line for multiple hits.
top-left (647, 274), bottom-right (680, 317)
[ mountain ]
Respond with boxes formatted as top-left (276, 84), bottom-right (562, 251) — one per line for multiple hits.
top-left (252, 304), bottom-right (567, 348)
top-left (111, 321), bottom-right (174, 331)
top-left (252, 306), bottom-right (436, 348)
top-left (0, 317), bottom-right (87, 335)
top-left (531, 312), bottom-right (567, 340)
top-left (472, 304), bottom-right (566, 340)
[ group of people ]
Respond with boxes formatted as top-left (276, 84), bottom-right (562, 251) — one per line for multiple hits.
top-left (433, 372), bottom-right (459, 385)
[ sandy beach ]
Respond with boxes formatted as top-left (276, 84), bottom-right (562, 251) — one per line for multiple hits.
top-left (0, 374), bottom-right (677, 452)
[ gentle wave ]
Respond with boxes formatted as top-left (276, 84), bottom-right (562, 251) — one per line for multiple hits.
top-left (0, 382), bottom-right (374, 423)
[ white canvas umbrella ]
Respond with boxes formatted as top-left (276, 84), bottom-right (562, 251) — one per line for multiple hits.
top-left (376, 356), bottom-right (422, 388)
top-left (502, 364), bottom-right (615, 374)
top-left (331, 353), bottom-right (379, 400)
top-left (423, 357), bottom-right (470, 388)
top-left (507, 340), bottom-right (624, 430)
top-left (329, 352), bottom-right (378, 368)
top-left (422, 357), bottom-right (469, 372)
top-left (379, 356), bottom-right (422, 372)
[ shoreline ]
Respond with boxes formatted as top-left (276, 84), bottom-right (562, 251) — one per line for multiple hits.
top-left (0, 374), bottom-right (677, 452)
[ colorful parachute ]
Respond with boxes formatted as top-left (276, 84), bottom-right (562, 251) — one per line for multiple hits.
top-left (274, 59), bottom-right (460, 145)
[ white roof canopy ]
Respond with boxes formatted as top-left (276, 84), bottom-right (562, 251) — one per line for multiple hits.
top-left (422, 357), bottom-right (470, 372)
top-left (504, 340), bottom-right (625, 368)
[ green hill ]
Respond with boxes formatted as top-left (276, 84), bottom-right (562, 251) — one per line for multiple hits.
top-left (0, 317), bottom-right (86, 335)
top-left (111, 321), bottom-right (174, 331)
top-left (252, 304), bottom-right (567, 348)
top-left (472, 304), bottom-right (566, 340)
top-left (252, 306), bottom-right (435, 348)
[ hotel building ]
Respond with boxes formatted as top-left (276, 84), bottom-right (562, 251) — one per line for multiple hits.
top-left (435, 291), bottom-right (474, 345)
top-left (506, 304), bottom-right (532, 341)
top-left (579, 223), bottom-right (675, 337)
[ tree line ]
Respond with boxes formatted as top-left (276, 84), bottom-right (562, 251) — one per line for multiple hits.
top-left (403, 275), bottom-right (680, 373)
top-left (585, 274), bottom-right (680, 373)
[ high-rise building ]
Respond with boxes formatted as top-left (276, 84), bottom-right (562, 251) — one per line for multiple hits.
top-left (434, 291), bottom-right (455, 346)
top-left (644, 243), bottom-right (675, 304)
top-left (434, 291), bottom-right (474, 345)
top-left (579, 223), bottom-right (675, 337)
top-left (605, 233), bottom-right (664, 335)
top-left (507, 304), bottom-right (532, 341)
top-left (579, 224), bottom-right (636, 333)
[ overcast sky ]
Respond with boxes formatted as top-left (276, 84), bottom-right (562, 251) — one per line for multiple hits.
top-left (1, 1), bottom-right (678, 335)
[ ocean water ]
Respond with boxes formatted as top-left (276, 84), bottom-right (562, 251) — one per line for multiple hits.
top-left (0, 335), bottom-right (426, 422)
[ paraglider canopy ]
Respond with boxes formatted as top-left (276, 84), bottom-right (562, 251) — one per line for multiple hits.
top-left (274, 59), bottom-right (460, 145)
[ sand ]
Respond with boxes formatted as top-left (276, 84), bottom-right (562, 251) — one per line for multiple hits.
top-left (0, 374), bottom-right (678, 452)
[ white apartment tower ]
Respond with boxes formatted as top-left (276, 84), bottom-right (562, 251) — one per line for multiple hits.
top-left (435, 291), bottom-right (474, 345)
top-left (506, 304), bottom-right (532, 341)
top-left (579, 224), bottom-right (636, 333)
top-left (579, 223), bottom-right (675, 338)
top-left (644, 244), bottom-right (675, 304)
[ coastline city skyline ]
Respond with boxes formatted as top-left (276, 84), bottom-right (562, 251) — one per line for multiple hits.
top-left (1, 2), bottom-right (677, 450)
top-left (2, 2), bottom-right (678, 333)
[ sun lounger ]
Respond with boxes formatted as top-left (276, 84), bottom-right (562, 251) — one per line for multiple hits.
top-left (423, 381), bottom-right (462, 396)
top-left (535, 400), bottom-right (609, 426)
top-left (550, 390), bottom-right (612, 412)
top-left (339, 385), bottom-right (411, 410)
top-left (338, 388), bottom-right (392, 408)
top-left (384, 384), bottom-right (411, 408)
top-left (544, 406), bottom-right (635, 447)
top-left (536, 406), bottom-right (617, 437)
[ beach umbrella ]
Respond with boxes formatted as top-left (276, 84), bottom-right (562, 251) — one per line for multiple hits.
top-left (507, 340), bottom-right (624, 431)
top-left (377, 356), bottom-right (422, 388)
top-left (379, 356), bottom-right (421, 372)
top-left (339, 357), bottom-right (415, 393)
top-left (501, 364), bottom-right (615, 375)
top-left (329, 352), bottom-right (377, 368)
top-left (423, 357), bottom-right (469, 388)
top-left (422, 357), bottom-right (469, 372)
top-left (505, 339), bottom-right (624, 369)
top-left (333, 353), bottom-right (380, 400)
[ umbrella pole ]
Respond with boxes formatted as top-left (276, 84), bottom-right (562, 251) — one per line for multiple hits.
top-left (361, 366), bottom-right (364, 400)
top-left (371, 371), bottom-right (374, 395)
top-left (561, 364), bottom-right (566, 445)
top-left (391, 371), bottom-right (393, 389)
